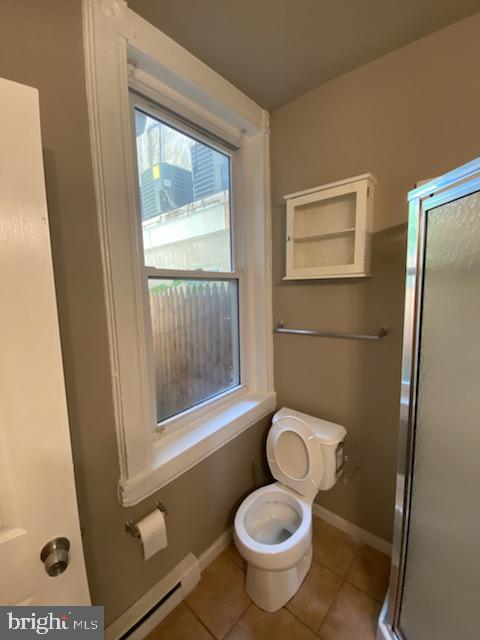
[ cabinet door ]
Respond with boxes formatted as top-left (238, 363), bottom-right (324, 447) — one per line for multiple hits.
top-left (285, 180), bottom-right (369, 279)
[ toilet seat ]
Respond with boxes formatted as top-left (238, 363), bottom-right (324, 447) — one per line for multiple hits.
top-left (234, 483), bottom-right (312, 572)
top-left (267, 414), bottom-right (324, 499)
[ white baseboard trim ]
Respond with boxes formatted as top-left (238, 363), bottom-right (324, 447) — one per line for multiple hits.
top-left (312, 503), bottom-right (392, 556)
top-left (199, 527), bottom-right (233, 570)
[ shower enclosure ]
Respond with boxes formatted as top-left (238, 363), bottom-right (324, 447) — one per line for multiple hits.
top-left (378, 158), bottom-right (480, 640)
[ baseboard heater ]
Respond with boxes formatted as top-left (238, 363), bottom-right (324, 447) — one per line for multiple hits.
top-left (118, 583), bottom-right (181, 640)
top-left (105, 554), bottom-right (201, 640)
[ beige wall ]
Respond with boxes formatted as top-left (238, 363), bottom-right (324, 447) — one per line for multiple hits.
top-left (3, 0), bottom-right (480, 622)
top-left (271, 12), bottom-right (480, 541)
top-left (0, 0), bottom-right (271, 625)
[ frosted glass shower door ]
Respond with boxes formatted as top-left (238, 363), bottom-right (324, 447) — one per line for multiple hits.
top-left (398, 191), bottom-right (480, 639)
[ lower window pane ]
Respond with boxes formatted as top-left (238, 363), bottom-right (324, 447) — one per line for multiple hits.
top-left (148, 278), bottom-right (240, 424)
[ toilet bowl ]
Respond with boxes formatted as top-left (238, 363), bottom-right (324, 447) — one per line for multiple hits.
top-left (234, 407), bottom-right (346, 612)
top-left (234, 483), bottom-right (313, 611)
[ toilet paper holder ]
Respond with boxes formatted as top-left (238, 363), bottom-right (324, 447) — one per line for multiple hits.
top-left (125, 502), bottom-right (168, 542)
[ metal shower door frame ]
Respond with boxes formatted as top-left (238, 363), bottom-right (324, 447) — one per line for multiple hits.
top-left (378, 157), bottom-right (480, 640)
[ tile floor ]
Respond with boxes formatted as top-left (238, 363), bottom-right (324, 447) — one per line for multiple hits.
top-left (147, 517), bottom-right (390, 640)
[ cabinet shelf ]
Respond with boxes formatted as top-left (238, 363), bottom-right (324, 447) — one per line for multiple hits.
top-left (293, 228), bottom-right (355, 243)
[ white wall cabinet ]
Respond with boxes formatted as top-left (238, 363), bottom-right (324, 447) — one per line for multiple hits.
top-left (284, 173), bottom-right (376, 279)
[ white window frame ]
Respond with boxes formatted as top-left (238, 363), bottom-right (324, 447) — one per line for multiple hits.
top-left (83, 0), bottom-right (275, 506)
top-left (130, 94), bottom-right (245, 434)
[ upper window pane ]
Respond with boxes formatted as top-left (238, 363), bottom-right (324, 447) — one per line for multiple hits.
top-left (134, 108), bottom-right (232, 271)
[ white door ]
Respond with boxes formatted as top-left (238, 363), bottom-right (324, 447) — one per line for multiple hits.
top-left (0, 78), bottom-right (90, 605)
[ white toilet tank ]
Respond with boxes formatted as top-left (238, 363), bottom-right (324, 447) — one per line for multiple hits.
top-left (270, 408), bottom-right (347, 493)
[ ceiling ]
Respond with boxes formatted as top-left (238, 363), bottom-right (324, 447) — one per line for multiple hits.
top-left (128, 0), bottom-right (480, 111)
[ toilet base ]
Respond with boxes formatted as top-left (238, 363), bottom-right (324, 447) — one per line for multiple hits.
top-left (245, 545), bottom-right (313, 612)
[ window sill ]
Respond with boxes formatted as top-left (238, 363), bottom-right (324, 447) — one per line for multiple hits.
top-left (119, 391), bottom-right (276, 506)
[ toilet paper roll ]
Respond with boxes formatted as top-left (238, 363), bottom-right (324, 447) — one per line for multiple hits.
top-left (135, 508), bottom-right (168, 560)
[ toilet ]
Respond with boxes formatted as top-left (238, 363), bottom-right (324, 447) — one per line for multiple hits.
top-left (234, 407), bottom-right (346, 612)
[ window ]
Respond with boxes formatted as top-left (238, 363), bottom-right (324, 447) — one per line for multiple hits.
top-left (148, 278), bottom-right (240, 423)
top-left (84, 0), bottom-right (275, 504)
top-left (133, 105), bottom-right (242, 429)
top-left (134, 110), bottom-right (232, 271)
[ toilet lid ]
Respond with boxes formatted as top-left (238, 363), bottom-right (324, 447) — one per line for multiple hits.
top-left (266, 414), bottom-right (323, 498)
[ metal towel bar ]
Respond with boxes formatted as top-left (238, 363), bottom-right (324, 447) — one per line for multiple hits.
top-left (274, 321), bottom-right (388, 341)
